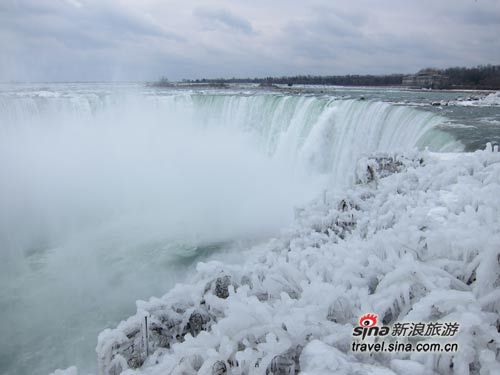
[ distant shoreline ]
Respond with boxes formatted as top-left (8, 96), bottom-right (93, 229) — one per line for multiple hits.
top-left (152, 65), bottom-right (500, 91)
top-left (150, 81), bottom-right (500, 91)
top-left (0, 81), bottom-right (497, 94)
top-left (147, 81), bottom-right (498, 94)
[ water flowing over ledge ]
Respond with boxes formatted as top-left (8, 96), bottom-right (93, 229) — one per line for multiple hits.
top-left (0, 93), bottom-right (463, 183)
top-left (85, 145), bottom-right (500, 375)
top-left (1, 92), bottom-right (463, 266)
top-left (0, 88), bottom-right (487, 375)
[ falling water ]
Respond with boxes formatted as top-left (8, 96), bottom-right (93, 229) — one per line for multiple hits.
top-left (0, 86), bottom-right (462, 374)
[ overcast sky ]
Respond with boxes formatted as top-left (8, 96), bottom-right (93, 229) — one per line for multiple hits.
top-left (1, 0), bottom-right (499, 81)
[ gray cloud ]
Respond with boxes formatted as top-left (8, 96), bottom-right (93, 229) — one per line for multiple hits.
top-left (0, 0), bottom-right (499, 81)
top-left (194, 7), bottom-right (254, 34)
top-left (449, 6), bottom-right (500, 25)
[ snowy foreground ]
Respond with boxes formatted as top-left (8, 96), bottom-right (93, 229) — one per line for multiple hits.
top-left (56, 145), bottom-right (499, 375)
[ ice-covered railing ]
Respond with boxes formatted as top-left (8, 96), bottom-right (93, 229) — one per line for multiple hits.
top-left (89, 144), bottom-right (500, 375)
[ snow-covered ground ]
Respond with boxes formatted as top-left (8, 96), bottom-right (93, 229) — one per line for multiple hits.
top-left (57, 145), bottom-right (500, 375)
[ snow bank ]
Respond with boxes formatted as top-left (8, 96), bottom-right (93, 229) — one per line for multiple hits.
top-left (96, 146), bottom-right (500, 375)
top-left (450, 92), bottom-right (500, 107)
top-left (481, 92), bottom-right (500, 106)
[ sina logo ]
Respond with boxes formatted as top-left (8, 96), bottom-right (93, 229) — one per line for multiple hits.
top-left (352, 313), bottom-right (389, 339)
top-left (359, 313), bottom-right (378, 328)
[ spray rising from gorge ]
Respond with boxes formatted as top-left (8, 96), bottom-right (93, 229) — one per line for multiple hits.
top-left (1, 91), bottom-right (462, 262)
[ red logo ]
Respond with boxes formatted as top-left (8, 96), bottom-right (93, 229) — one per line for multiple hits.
top-left (359, 313), bottom-right (378, 328)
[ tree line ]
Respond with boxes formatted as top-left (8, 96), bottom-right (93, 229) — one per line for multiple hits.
top-left (155, 65), bottom-right (500, 89)
top-left (180, 74), bottom-right (404, 87)
top-left (441, 65), bottom-right (500, 89)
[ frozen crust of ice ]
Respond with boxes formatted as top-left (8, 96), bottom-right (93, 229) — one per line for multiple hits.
top-left (450, 91), bottom-right (500, 107)
top-left (96, 147), bottom-right (500, 375)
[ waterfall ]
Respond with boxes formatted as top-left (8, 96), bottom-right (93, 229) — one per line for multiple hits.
top-left (180, 94), bottom-right (462, 184)
top-left (0, 89), bottom-right (463, 375)
top-left (0, 91), bottom-right (461, 183)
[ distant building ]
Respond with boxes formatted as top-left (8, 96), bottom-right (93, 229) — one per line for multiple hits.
top-left (402, 69), bottom-right (448, 89)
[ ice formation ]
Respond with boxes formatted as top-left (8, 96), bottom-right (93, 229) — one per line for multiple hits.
top-left (91, 145), bottom-right (500, 375)
top-left (450, 92), bottom-right (500, 107)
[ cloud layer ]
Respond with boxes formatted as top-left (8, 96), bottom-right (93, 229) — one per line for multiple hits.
top-left (1, 0), bottom-right (499, 81)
